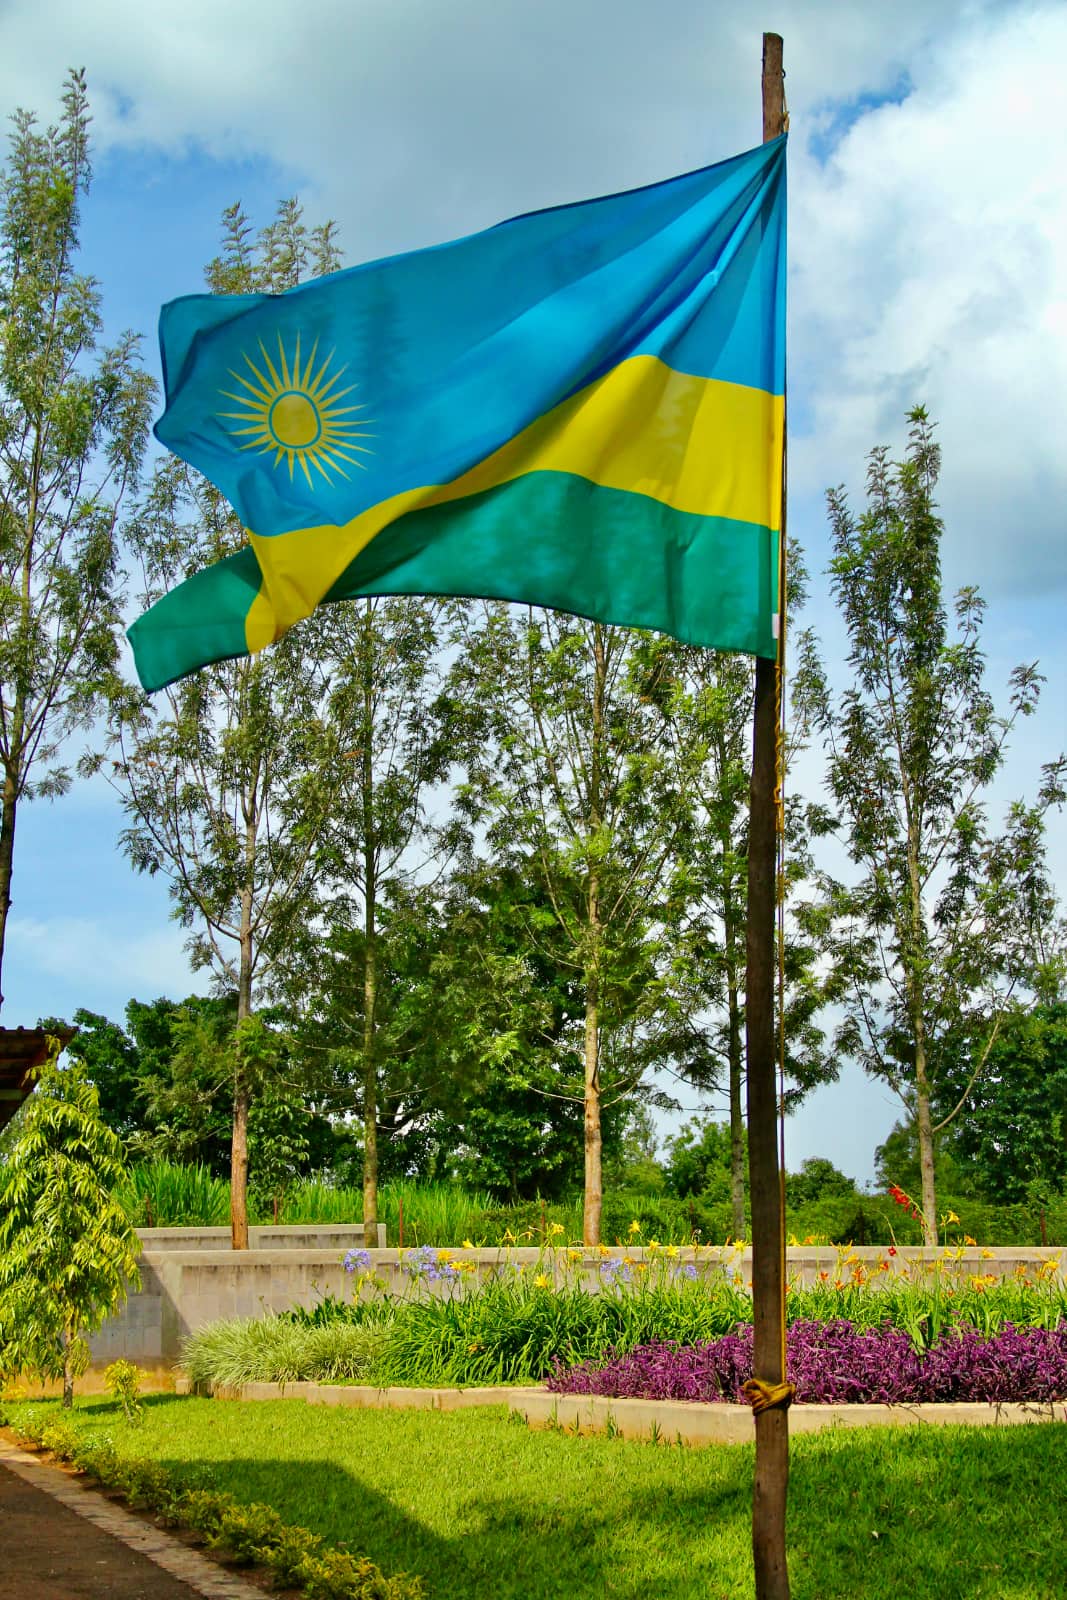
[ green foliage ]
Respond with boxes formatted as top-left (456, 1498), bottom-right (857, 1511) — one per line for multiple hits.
top-left (786, 1157), bottom-right (857, 1207)
top-left (0, 1041), bottom-right (140, 1403)
top-left (945, 1002), bottom-right (1067, 1204)
top-left (664, 1116), bottom-right (734, 1201)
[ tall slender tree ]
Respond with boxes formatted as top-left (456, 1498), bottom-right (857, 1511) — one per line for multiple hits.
top-left (798, 407), bottom-right (1066, 1238)
top-left (110, 200), bottom-right (340, 1246)
top-left (650, 563), bottom-right (839, 1237)
top-left (276, 595), bottom-right (460, 1243)
top-left (0, 71), bottom-right (154, 1003)
top-left (453, 605), bottom-right (684, 1243)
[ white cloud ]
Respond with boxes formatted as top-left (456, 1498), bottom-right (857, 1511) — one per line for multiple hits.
top-left (789, 3), bottom-right (1067, 597)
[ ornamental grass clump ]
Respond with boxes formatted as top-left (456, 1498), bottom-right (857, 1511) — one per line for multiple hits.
top-left (181, 1316), bottom-right (391, 1387)
top-left (549, 1319), bottom-right (1067, 1405)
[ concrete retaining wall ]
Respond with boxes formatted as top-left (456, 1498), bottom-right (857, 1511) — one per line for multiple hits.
top-left (181, 1376), bottom-right (1067, 1445)
top-left (89, 1240), bottom-right (1066, 1372)
top-left (136, 1224), bottom-right (387, 1252)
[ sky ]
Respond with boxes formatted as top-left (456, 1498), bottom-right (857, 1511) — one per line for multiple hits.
top-left (0, 0), bottom-right (1063, 1184)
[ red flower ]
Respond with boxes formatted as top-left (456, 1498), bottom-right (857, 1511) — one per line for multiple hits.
top-left (888, 1246), bottom-right (897, 1257)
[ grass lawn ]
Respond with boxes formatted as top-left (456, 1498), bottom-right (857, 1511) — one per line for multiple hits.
top-left (29, 1396), bottom-right (1067, 1599)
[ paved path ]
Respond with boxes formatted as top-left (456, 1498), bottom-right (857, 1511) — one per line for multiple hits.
top-left (0, 1436), bottom-right (264, 1600)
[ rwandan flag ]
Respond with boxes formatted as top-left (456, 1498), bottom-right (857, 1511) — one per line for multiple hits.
top-left (129, 137), bottom-right (785, 692)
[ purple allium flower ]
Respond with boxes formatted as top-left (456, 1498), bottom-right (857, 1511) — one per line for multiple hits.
top-left (343, 1248), bottom-right (372, 1274)
top-left (405, 1245), bottom-right (459, 1282)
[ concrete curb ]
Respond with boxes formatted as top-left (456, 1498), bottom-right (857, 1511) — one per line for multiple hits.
top-left (181, 1377), bottom-right (1067, 1445)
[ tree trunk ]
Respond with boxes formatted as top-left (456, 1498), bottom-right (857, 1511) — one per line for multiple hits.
top-left (582, 622), bottom-right (607, 1248)
top-left (582, 965), bottom-right (602, 1246)
top-left (360, 605), bottom-right (379, 1248)
top-left (0, 762), bottom-right (19, 1013)
top-left (362, 901), bottom-right (379, 1248)
top-left (724, 865), bottom-right (746, 1237)
top-left (914, 1034), bottom-right (938, 1243)
top-left (61, 1327), bottom-right (74, 1410)
top-left (230, 1080), bottom-right (250, 1250)
top-left (231, 874), bottom-right (254, 1250)
top-left (728, 972), bottom-right (746, 1238)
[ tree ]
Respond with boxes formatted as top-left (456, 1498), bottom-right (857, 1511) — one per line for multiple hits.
top-left (0, 70), bottom-right (154, 1003)
top-left (110, 200), bottom-right (341, 1246)
top-left (277, 596), bottom-right (460, 1244)
top-left (42, 1006), bottom-right (142, 1139)
top-left (649, 593), bottom-right (839, 1235)
top-left (941, 1001), bottom-right (1067, 1205)
top-left (665, 1115), bottom-right (734, 1203)
top-left (400, 863), bottom-right (608, 1202)
top-left (798, 407), bottom-right (1066, 1238)
top-left (0, 1038), bottom-right (140, 1406)
top-left (453, 606), bottom-right (684, 1243)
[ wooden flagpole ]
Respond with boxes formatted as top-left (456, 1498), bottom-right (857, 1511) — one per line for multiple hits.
top-left (744, 30), bottom-right (792, 1600)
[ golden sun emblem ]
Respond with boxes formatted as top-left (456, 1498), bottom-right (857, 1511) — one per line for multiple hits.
top-left (219, 333), bottom-right (372, 487)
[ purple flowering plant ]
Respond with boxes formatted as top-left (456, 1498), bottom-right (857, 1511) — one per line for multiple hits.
top-left (548, 1318), bottom-right (1067, 1405)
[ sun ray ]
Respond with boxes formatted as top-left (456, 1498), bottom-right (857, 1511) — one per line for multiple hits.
top-left (257, 340), bottom-right (284, 394)
top-left (243, 350), bottom-right (276, 395)
top-left (223, 372), bottom-right (272, 404)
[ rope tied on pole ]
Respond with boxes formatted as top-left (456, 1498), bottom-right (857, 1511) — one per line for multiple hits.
top-left (743, 1378), bottom-right (796, 1414)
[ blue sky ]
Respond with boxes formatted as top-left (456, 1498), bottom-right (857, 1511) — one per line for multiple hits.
top-left (1, 0), bottom-right (1064, 1183)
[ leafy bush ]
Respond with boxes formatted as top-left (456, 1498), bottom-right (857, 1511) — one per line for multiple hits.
top-left (549, 1319), bottom-right (1067, 1405)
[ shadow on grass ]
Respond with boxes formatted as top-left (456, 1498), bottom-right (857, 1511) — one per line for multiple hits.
top-left (122, 1401), bottom-right (1067, 1600)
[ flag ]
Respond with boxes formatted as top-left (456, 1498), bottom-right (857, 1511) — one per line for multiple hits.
top-left (129, 138), bottom-right (786, 692)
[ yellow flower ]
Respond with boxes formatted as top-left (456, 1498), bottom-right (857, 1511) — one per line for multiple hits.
top-left (567, 1248), bottom-right (582, 1261)
top-left (468, 1342), bottom-right (482, 1353)
top-left (548, 1222), bottom-right (564, 1237)
top-left (648, 1238), bottom-right (660, 1251)
top-left (666, 1245), bottom-right (679, 1259)
top-left (501, 1228), bottom-right (517, 1244)
top-left (628, 1220), bottom-right (642, 1236)
top-left (963, 1235), bottom-right (977, 1247)
top-left (945, 1210), bottom-right (960, 1225)
top-left (534, 1273), bottom-right (551, 1289)
top-left (462, 1239), bottom-right (475, 1250)
top-left (981, 1249), bottom-right (994, 1260)
top-left (598, 1244), bottom-right (610, 1257)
